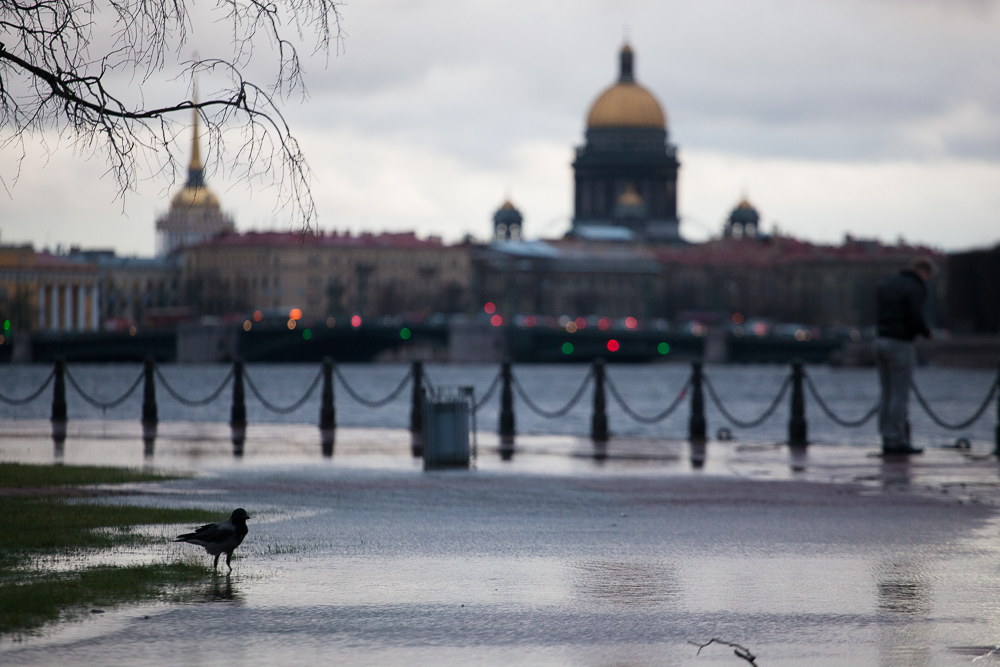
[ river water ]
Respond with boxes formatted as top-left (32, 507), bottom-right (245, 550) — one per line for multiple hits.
top-left (0, 362), bottom-right (995, 447)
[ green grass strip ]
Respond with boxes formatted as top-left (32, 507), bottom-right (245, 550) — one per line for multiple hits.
top-left (0, 562), bottom-right (211, 635)
top-left (0, 462), bottom-right (184, 488)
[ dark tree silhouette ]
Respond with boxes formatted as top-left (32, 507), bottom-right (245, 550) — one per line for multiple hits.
top-left (0, 0), bottom-right (341, 229)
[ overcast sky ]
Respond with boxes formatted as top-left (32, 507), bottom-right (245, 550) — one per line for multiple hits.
top-left (3, 0), bottom-right (1000, 254)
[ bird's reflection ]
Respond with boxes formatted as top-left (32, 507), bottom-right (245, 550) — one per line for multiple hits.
top-left (202, 573), bottom-right (243, 603)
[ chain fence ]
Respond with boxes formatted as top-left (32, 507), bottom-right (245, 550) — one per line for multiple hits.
top-left (474, 373), bottom-right (503, 410)
top-left (606, 373), bottom-right (690, 424)
top-left (911, 378), bottom-right (999, 431)
top-left (0, 370), bottom-right (55, 406)
top-left (334, 366), bottom-right (412, 408)
top-left (155, 367), bottom-right (233, 407)
top-left (804, 374), bottom-right (880, 427)
top-left (512, 371), bottom-right (593, 419)
top-left (703, 374), bottom-right (791, 429)
top-left (244, 368), bottom-right (324, 415)
top-left (64, 367), bottom-right (145, 412)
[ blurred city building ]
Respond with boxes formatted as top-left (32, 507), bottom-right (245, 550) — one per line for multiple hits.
top-left (0, 244), bottom-right (100, 332)
top-left (946, 244), bottom-right (1000, 334)
top-left (154, 108), bottom-right (235, 256)
top-left (570, 43), bottom-right (680, 243)
top-left (178, 231), bottom-right (470, 321)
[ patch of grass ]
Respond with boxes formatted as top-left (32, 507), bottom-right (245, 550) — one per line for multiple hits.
top-left (0, 562), bottom-right (211, 635)
top-left (0, 498), bottom-right (223, 570)
top-left (0, 462), bottom-right (185, 488)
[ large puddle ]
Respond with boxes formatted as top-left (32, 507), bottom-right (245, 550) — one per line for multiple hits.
top-left (4, 424), bottom-right (1000, 665)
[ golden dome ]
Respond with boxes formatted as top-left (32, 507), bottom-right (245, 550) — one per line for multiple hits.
top-left (587, 82), bottom-right (666, 129)
top-left (586, 44), bottom-right (666, 129)
top-left (171, 185), bottom-right (219, 209)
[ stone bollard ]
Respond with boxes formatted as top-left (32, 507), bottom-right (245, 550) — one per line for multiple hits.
top-left (688, 361), bottom-right (706, 444)
top-left (51, 357), bottom-right (67, 457)
top-left (591, 358), bottom-right (608, 457)
top-left (789, 360), bottom-right (807, 447)
top-left (410, 361), bottom-right (424, 457)
top-left (141, 357), bottom-right (158, 457)
top-left (230, 359), bottom-right (247, 457)
top-left (499, 361), bottom-right (515, 459)
top-left (320, 357), bottom-right (336, 457)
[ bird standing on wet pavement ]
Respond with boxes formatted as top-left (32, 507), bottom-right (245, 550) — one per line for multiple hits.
top-left (175, 508), bottom-right (250, 571)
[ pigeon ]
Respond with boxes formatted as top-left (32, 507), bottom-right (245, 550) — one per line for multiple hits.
top-left (175, 508), bottom-right (250, 570)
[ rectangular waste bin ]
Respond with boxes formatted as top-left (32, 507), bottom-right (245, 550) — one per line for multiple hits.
top-left (423, 387), bottom-right (472, 469)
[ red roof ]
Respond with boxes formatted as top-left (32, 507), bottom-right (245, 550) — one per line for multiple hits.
top-left (198, 230), bottom-right (447, 249)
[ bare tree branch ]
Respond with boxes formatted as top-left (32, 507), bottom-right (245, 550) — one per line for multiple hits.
top-left (0, 0), bottom-right (341, 231)
top-left (689, 638), bottom-right (758, 665)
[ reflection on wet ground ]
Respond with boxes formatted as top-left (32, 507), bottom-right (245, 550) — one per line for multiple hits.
top-left (5, 422), bottom-right (1000, 665)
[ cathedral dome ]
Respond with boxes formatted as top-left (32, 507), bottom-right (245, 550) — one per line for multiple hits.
top-left (171, 185), bottom-right (219, 209)
top-left (586, 45), bottom-right (666, 129)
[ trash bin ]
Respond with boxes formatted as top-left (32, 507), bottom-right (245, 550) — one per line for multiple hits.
top-left (423, 386), bottom-right (473, 469)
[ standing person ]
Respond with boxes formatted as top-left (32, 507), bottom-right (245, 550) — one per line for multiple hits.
top-left (875, 257), bottom-right (935, 455)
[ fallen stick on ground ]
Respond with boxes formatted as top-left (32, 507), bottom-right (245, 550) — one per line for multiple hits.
top-left (688, 638), bottom-right (758, 665)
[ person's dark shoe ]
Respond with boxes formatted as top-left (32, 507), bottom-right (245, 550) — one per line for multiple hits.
top-left (883, 445), bottom-right (924, 455)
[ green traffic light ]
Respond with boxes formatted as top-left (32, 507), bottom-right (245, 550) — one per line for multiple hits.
top-left (400, 327), bottom-right (411, 340)
top-left (562, 342), bottom-right (574, 355)
top-left (302, 329), bottom-right (312, 340)
top-left (658, 342), bottom-right (670, 354)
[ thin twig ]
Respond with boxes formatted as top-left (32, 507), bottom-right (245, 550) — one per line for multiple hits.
top-left (688, 638), bottom-right (758, 665)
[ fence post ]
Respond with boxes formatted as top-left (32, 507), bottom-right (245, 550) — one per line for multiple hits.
top-left (591, 359), bottom-right (608, 450)
top-left (51, 357), bottom-right (67, 452)
top-left (320, 357), bottom-right (335, 457)
top-left (499, 361), bottom-right (515, 458)
top-left (141, 357), bottom-right (158, 456)
top-left (994, 364), bottom-right (1000, 456)
top-left (410, 360), bottom-right (424, 457)
top-left (789, 360), bottom-right (807, 447)
top-left (689, 361), bottom-right (706, 444)
top-left (230, 359), bottom-right (247, 456)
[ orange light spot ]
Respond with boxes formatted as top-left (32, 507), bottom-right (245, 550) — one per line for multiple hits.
top-left (253, 310), bottom-right (263, 322)
top-left (289, 308), bottom-right (303, 321)
top-left (243, 320), bottom-right (252, 331)
top-left (287, 319), bottom-right (296, 330)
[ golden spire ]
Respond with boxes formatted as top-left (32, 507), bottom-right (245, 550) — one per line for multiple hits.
top-left (189, 80), bottom-right (202, 172)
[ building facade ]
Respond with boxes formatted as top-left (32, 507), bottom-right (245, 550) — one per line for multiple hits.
top-left (180, 231), bottom-right (471, 321)
top-left (571, 44), bottom-right (680, 243)
top-left (0, 245), bottom-right (101, 332)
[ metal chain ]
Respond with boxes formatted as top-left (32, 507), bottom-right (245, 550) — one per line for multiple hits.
top-left (703, 374), bottom-right (791, 429)
top-left (911, 378), bottom-right (999, 431)
top-left (244, 367), bottom-right (324, 415)
top-left (64, 367), bottom-right (144, 411)
top-left (606, 373), bottom-right (691, 424)
top-left (0, 370), bottom-right (55, 406)
top-left (335, 366), bottom-right (412, 408)
top-left (155, 367), bottom-right (233, 407)
top-left (512, 371), bottom-right (593, 419)
top-left (804, 374), bottom-right (880, 427)
top-left (474, 373), bottom-right (503, 410)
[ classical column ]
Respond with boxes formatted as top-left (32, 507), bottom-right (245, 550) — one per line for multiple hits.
top-left (50, 285), bottom-right (59, 332)
top-left (76, 285), bottom-right (85, 331)
top-left (63, 285), bottom-right (72, 331)
top-left (38, 284), bottom-right (47, 330)
top-left (91, 284), bottom-right (100, 331)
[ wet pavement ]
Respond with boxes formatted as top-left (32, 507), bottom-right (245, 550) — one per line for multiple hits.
top-left (4, 424), bottom-right (1000, 665)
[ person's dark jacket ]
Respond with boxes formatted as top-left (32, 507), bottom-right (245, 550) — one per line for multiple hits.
top-left (877, 269), bottom-right (931, 341)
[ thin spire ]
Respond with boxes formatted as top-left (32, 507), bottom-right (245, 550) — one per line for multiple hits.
top-left (187, 78), bottom-right (205, 187)
top-left (619, 42), bottom-right (634, 83)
